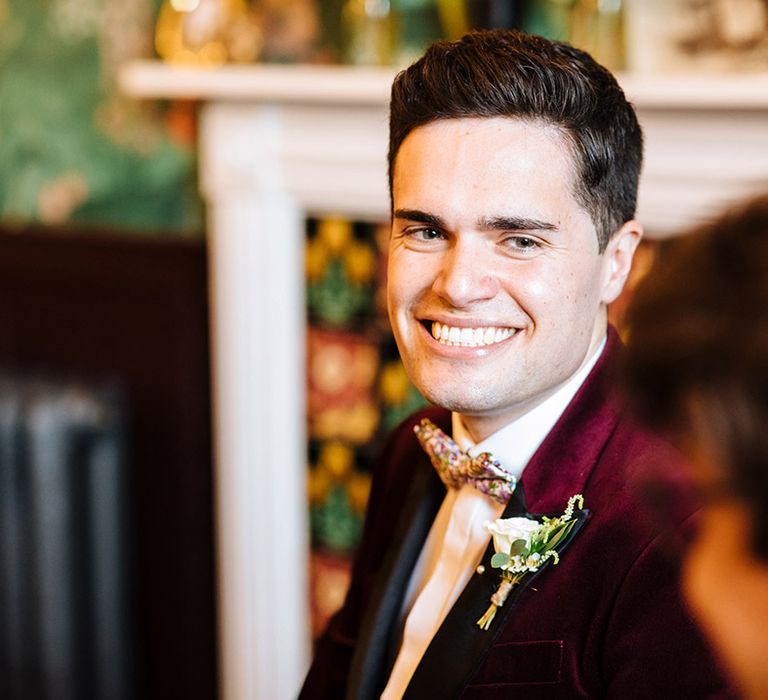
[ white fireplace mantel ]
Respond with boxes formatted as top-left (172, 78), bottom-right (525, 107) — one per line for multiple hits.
top-left (120, 61), bottom-right (768, 700)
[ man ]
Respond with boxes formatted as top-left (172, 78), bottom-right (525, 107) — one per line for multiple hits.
top-left (301, 30), bottom-right (731, 698)
top-left (624, 193), bottom-right (768, 700)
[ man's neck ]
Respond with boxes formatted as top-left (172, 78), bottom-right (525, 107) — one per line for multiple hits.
top-left (459, 335), bottom-right (607, 444)
top-left (461, 397), bottom-right (557, 444)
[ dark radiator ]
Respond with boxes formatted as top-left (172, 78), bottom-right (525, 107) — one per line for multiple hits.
top-left (0, 374), bottom-right (135, 700)
top-left (0, 225), bottom-right (216, 699)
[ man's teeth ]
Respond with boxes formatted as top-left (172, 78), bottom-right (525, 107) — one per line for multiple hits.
top-left (430, 322), bottom-right (514, 347)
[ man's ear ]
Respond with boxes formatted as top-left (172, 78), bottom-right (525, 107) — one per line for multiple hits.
top-left (600, 219), bottom-right (643, 305)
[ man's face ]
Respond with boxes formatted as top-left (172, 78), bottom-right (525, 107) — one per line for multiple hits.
top-left (388, 117), bottom-right (638, 439)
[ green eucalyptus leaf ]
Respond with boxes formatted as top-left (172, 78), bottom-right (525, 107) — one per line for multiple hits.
top-left (491, 552), bottom-right (510, 568)
top-left (508, 539), bottom-right (527, 556)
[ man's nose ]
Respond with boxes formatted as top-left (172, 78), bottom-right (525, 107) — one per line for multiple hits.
top-left (431, 241), bottom-right (500, 308)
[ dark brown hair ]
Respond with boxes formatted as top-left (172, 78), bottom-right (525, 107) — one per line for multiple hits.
top-left (625, 193), bottom-right (768, 558)
top-left (388, 30), bottom-right (643, 252)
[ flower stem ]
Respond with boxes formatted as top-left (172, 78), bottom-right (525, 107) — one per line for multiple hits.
top-left (477, 603), bottom-right (498, 630)
top-left (477, 577), bottom-right (517, 630)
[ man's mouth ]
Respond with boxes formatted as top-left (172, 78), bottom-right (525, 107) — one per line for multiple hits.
top-left (428, 321), bottom-right (515, 348)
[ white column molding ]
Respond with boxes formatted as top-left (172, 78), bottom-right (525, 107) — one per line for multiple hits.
top-left (200, 103), bottom-right (309, 700)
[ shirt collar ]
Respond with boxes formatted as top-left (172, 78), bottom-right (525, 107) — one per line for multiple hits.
top-left (451, 335), bottom-right (607, 480)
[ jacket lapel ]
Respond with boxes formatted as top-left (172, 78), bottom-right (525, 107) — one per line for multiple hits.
top-left (346, 460), bottom-right (444, 700)
top-left (521, 326), bottom-right (624, 514)
top-left (404, 484), bottom-right (589, 699)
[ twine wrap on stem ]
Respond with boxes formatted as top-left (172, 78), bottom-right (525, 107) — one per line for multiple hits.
top-left (490, 578), bottom-right (514, 607)
top-left (477, 577), bottom-right (518, 630)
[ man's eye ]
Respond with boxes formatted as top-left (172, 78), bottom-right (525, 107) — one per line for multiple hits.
top-left (506, 235), bottom-right (539, 251)
top-left (411, 227), bottom-right (443, 240)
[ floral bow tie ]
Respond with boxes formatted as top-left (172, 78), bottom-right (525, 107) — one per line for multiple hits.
top-left (413, 418), bottom-right (516, 505)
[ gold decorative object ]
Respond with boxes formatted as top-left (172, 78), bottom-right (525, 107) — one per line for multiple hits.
top-left (436, 0), bottom-right (469, 40)
top-left (155, 0), bottom-right (262, 66)
top-left (570, 0), bottom-right (625, 71)
top-left (341, 0), bottom-right (396, 65)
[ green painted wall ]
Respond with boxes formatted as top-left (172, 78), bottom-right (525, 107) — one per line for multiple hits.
top-left (0, 0), bottom-right (201, 233)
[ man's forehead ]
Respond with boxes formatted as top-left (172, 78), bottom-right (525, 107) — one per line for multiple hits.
top-left (392, 117), bottom-right (583, 220)
top-left (396, 115), bottom-right (570, 153)
top-left (393, 116), bottom-right (578, 185)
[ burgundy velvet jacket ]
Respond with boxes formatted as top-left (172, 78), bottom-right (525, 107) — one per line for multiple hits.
top-left (300, 329), bottom-right (733, 699)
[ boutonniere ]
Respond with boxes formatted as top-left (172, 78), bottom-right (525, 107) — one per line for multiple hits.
top-left (477, 494), bottom-right (585, 630)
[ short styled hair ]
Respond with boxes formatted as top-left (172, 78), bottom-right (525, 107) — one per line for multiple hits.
top-left (388, 30), bottom-right (643, 252)
top-left (624, 193), bottom-right (768, 559)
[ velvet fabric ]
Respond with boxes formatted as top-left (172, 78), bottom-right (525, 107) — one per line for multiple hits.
top-left (300, 328), bottom-right (734, 699)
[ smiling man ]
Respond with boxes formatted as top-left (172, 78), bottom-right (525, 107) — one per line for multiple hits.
top-left (388, 117), bottom-right (629, 437)
top-left (300, 30), bottom-right (731, 699)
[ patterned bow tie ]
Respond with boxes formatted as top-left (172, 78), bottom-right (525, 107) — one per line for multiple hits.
top-left (413, 418), bottom-right (516, 505)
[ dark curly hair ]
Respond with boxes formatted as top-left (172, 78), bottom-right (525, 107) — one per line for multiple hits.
top-left (388, 29), bottom-right (643, 252)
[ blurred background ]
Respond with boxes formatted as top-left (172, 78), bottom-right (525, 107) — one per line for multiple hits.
top-left (1, 1), bottom-right (767, 699)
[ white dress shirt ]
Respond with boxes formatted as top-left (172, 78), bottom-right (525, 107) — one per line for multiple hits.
top-left (380, 338), bottom-right (606, 699)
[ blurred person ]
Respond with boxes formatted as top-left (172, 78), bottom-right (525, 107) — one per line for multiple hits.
top-left (300, 29), bottom-right (732, 698)
top-left (625, 193), bottom-right (768, 700)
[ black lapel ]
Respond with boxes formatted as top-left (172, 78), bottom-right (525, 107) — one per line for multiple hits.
top-left (404, 485), bottom-right (589, 699)
top-left (346, 463), bottom-right (444, 700)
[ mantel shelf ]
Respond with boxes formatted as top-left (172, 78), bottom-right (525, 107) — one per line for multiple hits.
top-left (121, 60), bottom-right (768, 110)
top-left (120, 61), bottom-right (396, 104)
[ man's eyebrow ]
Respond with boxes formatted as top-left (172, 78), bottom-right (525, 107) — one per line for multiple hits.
top-left (479, 216), bottom-right (559, 232)
top-left (393, 209), bottom-right (446, 229)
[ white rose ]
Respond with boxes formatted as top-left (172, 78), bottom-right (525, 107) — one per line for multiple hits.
top-left (484, 516), bottom-right (541, 555)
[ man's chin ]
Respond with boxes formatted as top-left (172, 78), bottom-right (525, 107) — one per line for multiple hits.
top-left (416, 383), bottom-right (508, 417)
